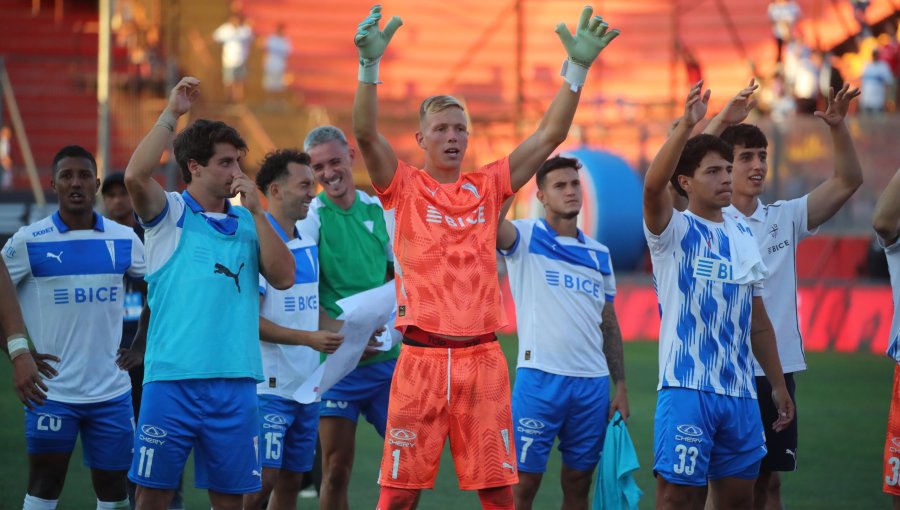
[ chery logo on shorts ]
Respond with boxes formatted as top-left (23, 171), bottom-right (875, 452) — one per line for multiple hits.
top-left (675, 424), bottom-right (704, 444)
top-left (891, 437), bottom-right (900, 453)
top-left (140, 425), bottom-right (168, 446)
top-left (264, 414), bottom-right (287, 426)
top-left (389, 428), bottom-right (417, 448)
top-left (517, 418), bottom-right (546, 436)
top-left (141, 425), bottom-right (167, 438)
top-left (518, 418), bottom-right (545, 429)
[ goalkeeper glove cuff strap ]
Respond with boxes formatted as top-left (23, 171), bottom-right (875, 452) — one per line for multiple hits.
top-left (560, 59), bottom-right (589, 92)
top-left (359, 58), bottom-right (381, 84)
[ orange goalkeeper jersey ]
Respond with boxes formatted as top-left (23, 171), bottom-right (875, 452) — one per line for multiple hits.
top-left (375, 158), bottom-right (514, 336)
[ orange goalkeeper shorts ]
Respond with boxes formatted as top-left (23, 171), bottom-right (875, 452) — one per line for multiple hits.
top-left (378, 341), bottom-right (518, 490)
top-left (885, 364), bottom-right (900, 496)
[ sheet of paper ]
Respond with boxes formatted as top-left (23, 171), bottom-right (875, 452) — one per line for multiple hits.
top-left (293, 282), bottom-right (396, 404)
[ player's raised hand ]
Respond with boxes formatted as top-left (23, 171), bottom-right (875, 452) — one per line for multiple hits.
top-left (555, 6), bottom-right (620, 69)
top-left (718, 78), bottom-right (759, 125)
top-left (814, 83), bottom-right (861, 127)
top-left (771, 387), bottom-right (795, 432)
top-left (354, 5), bottom-right (403, 63)
top-left (683, 80), bottom-right (711, 128)
top-left (166, 77), bottom-right (200, 117)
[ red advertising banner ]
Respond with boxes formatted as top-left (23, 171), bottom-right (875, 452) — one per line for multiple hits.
top-left (499, 278), bottom-right (895, 355)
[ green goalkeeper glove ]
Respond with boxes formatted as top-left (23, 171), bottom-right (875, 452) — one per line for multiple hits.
top-left (354, 4), bottom-right (403, 84)
top-left (555, 6), bottom-right (620, 91)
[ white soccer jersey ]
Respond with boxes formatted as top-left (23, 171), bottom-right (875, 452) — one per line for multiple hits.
top-left (257, 214), bottom-right (321, 400)
top-left (2, 212), bottom-right (146, 403)
top-left (882, 236), bottom-right (900, 364)
top-left (724, 196), bottom-right (816, 376)
top-left (644, 210), bottom-right (764, 399)
top-left (501, 219), bottom-right (616, 377)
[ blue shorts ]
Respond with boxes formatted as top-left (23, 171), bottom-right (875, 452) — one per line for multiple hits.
top-left (320, 358), bottom-right (395, 437)
top-left (653, 388), bottom-right (767, 486)
top-left (258, 394), bottom-right (320, 473)
top-left (25, 391), bottom-right (134, 470)
top-left (512, 368), bottom-right (610, 473)
top-left (129, 378), bottom-right (261, 494)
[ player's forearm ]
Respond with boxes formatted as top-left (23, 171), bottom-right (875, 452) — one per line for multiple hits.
top-left (318, 308), bottom-right (343, 333)
top-left (0, 261), bottom-right (26, 340)
top-left (703, 114), bottom-right (730, 137)
top-left (536, 84), bottom-right (581, 151)
top-left (126, 110), bottom-right (177, 184)
top-left (130, 306), bottom-right (150, 354)
top-left (645, 119), bottom-right (692, 194)
top-left (829, 122), bottom-right (864, 193)
top-left (874, 169), bottom-right (900, 243)
top-left (750, 301), bottom-right (787, 392)
top-left (255, 213), bottom-right (295, 291)
top-left (601, 306), bottom-right (626, 384)
top-left (353, 82), bottom-right (380, 146)
top-left (259, 316), bottom-right (308, 346)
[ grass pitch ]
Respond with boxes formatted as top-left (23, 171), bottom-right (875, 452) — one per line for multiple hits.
top-left (0, 339), bottom-right (893, 509)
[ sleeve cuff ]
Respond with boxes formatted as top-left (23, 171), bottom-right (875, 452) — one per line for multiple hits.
top-left (138, 199), bottom-right (170, 228)
top-left (498, 224), bottom-right (521, 256)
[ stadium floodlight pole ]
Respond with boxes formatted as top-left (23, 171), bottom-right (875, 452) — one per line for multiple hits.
top-left (97, 0), bottom-right (111, 180)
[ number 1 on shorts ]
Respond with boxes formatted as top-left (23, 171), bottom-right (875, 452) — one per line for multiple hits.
top-left (391, 449), bottom-right (401, 479)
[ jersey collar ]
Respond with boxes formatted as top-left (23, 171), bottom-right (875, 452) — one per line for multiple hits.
top-left (265, 211), bottom-right (299, 242)
top-left (539, 218), bottom-right (585, 243)
top-left (52, 211), bottom-right (104, 233)
top-left (182, 191), bottom-right (239, 235)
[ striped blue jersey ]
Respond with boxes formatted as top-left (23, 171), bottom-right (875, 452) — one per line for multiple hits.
top-left (2, 212), bottom-right (145, 403)
top-left (882, 237), bottom-right (900, 364)
top-left (644, 210), bottom-right (762, 398)
top-left (501, 218), bottom-right (616, 377)
top-left (258, 213), bottom-right (321, 399)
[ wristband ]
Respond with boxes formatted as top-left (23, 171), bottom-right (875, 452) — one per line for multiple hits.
top-left (358, 58), bottom-right (381, 84)
top-left (560, 59), bottom-right (589, 93)
top-left (156, 110), bottom-right (178, 132)
top-left (7, 335), bottom-right (30, 361)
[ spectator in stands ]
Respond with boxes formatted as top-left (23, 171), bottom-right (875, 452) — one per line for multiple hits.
top-left (860, 49), bottom-right (895, 114)
top-left (851, 0), bottom-right (871, 36)
top-left (263, 23), bottom-right (292, 101)
top-left (0, 126), bottom-right (11, 190)
top-left (768, 0), bottom-right (801, 64)
top-left (213, 12), bottom-right (253, 102)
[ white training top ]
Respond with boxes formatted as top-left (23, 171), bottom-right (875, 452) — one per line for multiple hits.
top-left (2, 212), bottom-right (145, 403)
top-left (724, 196), bottom-right (816, 376)
top-left (501, 218), bottom-right (616, 377)
top-left (257, 214), bottom-right (320, 400)
top-left (882, 235), bottom-right (900, 365)
top-left (644, 210), bottom-right (765, 399)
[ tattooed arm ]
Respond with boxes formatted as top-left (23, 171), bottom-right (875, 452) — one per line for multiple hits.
top-left (601, 301), bottom-right (629, 420)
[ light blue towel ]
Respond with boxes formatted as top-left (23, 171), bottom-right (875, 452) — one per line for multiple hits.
top-left (593, 411), bottom-right (642, 510)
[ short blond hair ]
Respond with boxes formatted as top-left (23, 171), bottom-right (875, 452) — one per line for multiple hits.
top-left (419, 95), bottom-right (465, 125)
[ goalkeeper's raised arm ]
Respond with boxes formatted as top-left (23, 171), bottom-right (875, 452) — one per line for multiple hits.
top-left (508, 6), bottom-right (620, 192)
top-left (352, 4), bottom-right (403, 191)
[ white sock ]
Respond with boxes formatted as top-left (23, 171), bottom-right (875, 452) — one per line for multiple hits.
top-left (96, 499), bottom-right (129, 510)
top-left (23, 494), bottom-right (58, 510)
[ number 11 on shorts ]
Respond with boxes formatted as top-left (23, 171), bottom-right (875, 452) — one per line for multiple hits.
top-left (137, 446), bottom-right (155, 477)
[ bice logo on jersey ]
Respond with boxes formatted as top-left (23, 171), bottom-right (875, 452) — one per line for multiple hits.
top-left (52, 286), bottom-right (120, 304)
top-left (692, 256), bottom-right (737, 283)
top-left (425, 204), bottom-right (486, 228)
top-left (544, 271), bottom-right (603, 300)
